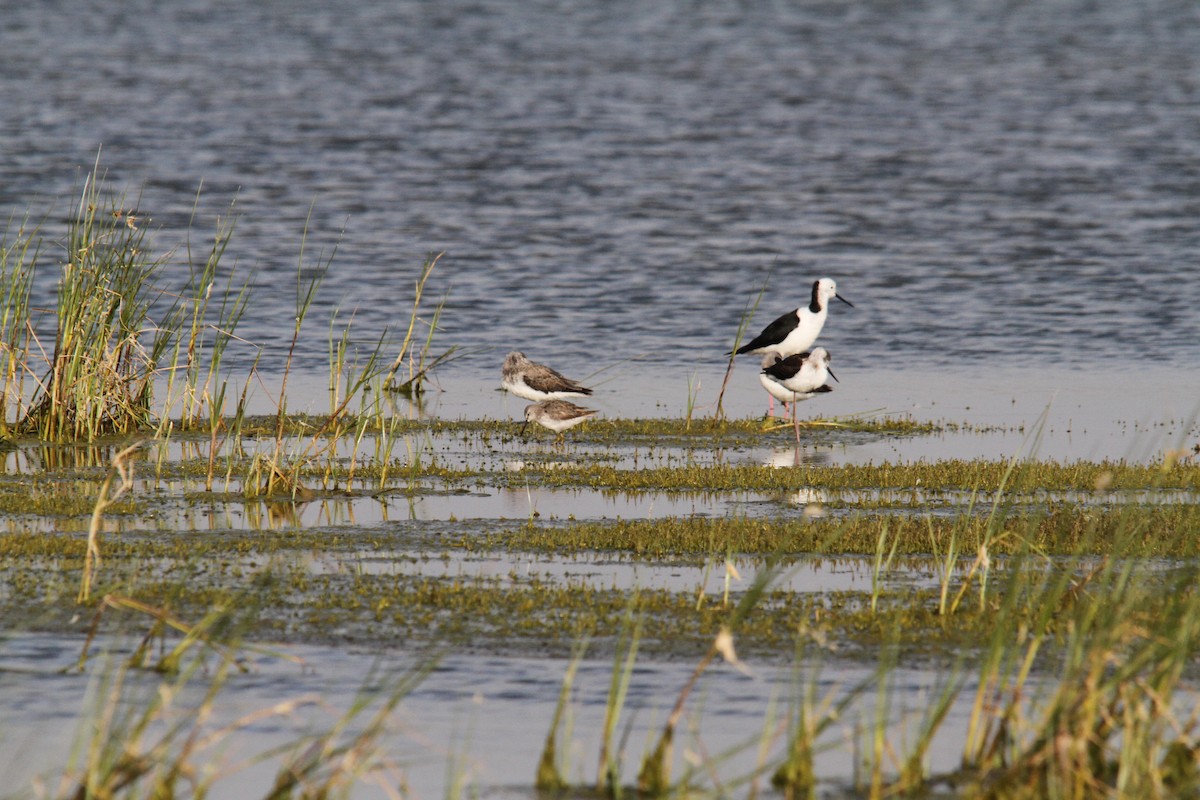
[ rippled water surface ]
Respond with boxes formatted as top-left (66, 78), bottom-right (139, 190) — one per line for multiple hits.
top-left (2, 0), bottom-right (1198, 383)
top-left (3, 2), bottom-right (1199, 796)
top-left (2, 632), bottom-right (965, 799)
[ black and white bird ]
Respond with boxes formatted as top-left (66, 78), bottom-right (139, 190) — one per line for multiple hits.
top-left (502, 351), bottom-right (594, 402)
top-left (759, 348), bottom-right (837, 442)
top-left (760, 347), bottom-right (837, 402)
top-left (733, 278), bottom-right (852, 358)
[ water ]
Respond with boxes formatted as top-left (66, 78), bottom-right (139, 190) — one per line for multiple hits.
top-left (2, 0), bottom-right (1198, 383)
top-left (1, 631), bottom-right (960, 798)
top-left (3, 1), bottom-right (1200, 796)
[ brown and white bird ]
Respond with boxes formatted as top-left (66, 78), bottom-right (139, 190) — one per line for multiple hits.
top-left (521, 400), bottom-right (599, 442)
top-left (502, 351), bottom-right (594, 402)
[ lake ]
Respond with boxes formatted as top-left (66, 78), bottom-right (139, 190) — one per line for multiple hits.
top-left (1, 0), bottom-right (1199, 797)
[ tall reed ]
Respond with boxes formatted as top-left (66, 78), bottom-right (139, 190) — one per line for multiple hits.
top-left (0, 210), bottom-right (39, 434)
top-left (78, 441), bottom-right (143, 603)
top-left (598, 597), bottom-right (643, 796)
top-left (59, 624), bottom-right (434, 799)
top-left (383, 251), bottom-right (457, 398)
top-left (537, 636), bottom-right (590, 792)
top-left (4, 166), bottom-right (254, 444)
top-left (637, 565), bottom-right (777, 795)
top-left (241, 207), bottom-right (335, 500)
top-left (772, 642), bottom-right (873, 799)
top-left (158, 191), bottom-right (252, 433)
top-left (248, 246), bottom-right (456, 498)
top-left (20, 171), bottom-right (177, 440)
top-left (713, 261), bottom-right (774, 423)
top-left (273, 203), bottom-right (328, 444)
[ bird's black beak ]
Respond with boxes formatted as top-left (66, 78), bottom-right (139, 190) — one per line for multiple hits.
top-left (836, 294), bottom-right (854, 308)
top-left (520, 420), bottom-right (529, 437)
top-left (828, 367), bottom-right (840, 383)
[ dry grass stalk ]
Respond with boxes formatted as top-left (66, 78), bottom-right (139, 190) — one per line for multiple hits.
top-left (78, 440), bottom-right (143, 603)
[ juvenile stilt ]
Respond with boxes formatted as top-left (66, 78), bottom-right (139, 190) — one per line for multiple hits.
top-left (759, 348), bottom-right (837, 442)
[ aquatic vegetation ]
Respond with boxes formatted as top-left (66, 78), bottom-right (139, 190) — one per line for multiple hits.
top-left (535, 636), bottom-right (588, 792)
top-left (78, 442), bottom-right (143, 603)
top-left (155, 192), bottom-right (252, 438)
top-left (49, 613), bottom-right (434, 799)
top-left (520, 519), bottom-right (1200, 798)
top-left (772, 640), bottom-right (873, 797)
top-left (713, 262), bottom-right (773, 421)
top-left (491, 457), bottom-right (1199, 494)
top-left (0, 208), bottom-right (38, 436)
top-left (487, 504), bottom-right (1200, 558)
top-left (0, 166), bottom-right (458, 471)
top-left (16, 172), bottom-right (172, 440)
top-left (2, 176), bottom-right (1198, 796)
top-left (4, 408), bottom-right (1200, 799)
top-left (0, 169), bottom-right (254, 444)
top-left (383, 250), bottom-right (457, 398)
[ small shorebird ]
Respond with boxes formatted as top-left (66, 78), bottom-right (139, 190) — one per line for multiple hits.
top-left (760, 348), bottom-right (836, 442)
top-left (733, 278), bottom-right (852, 358)
top-left (502, 351), bottom-right (594, 402)
top-left (521, 400), bottom-right (599, 442)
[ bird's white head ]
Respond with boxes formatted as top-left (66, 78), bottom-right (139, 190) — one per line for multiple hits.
top-left (810, 346), bottom-right (838, 382)
top-left (812, 278), bottom-right (853, 311)
top-left (519, 402), bottom-right (539, 436)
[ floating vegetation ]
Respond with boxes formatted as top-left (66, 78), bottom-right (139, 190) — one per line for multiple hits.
top-left (0, 165), bottom-right (456, 461)
top-left (490, 457), bottom-right (1200, 493)
top-left (5, 173), bottom-right (1200, 798)
top-left (488, 503), bottom-right (1200, 558)
top-left (5, 485), bottom-right (1200, 663)
top-left (3, 427), bottom-right (1198, 796)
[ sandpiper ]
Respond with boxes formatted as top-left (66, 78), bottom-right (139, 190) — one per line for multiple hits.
top-left (521, 400), bottom-right (599, 442)
top-left (733, 278), bottom-right (852, 358)
top-left (502, 351), bottom-right (594, 402)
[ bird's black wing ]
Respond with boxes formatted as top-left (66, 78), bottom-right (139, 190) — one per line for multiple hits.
top-left (734, 310), bottom-right (799, 355)
top-left (762, 351), bottom-right (812, 380)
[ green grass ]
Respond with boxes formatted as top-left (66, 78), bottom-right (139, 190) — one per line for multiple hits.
top-left (49, 605), bottom-right (436, 799)
top-left (5, 171), bottom-right (1200, 799)
top-left (14, 495), bottom-right (1196, 799)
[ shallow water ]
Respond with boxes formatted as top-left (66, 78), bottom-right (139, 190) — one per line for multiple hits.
top-left (396, 362), bottom-right (1200, 463)
top-left (3, 1), bottom-right (1200, 796)
top-left (2, 0), bottom-right (1198, 383)
top-left (0, 631), bottom-right (1028, 798)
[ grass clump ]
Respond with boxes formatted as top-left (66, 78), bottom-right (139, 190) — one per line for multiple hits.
top-left (0, 208), bottom-right (39, 436)
top-left (1, 167), bottom-right (457, 464)
top-left (383, 250), bottom-right (458, 398)
top-left (18, 173), bottom-right (171, 440)
top-left (52, 605), bottom-right (436, 799)
top-left (0, 164), bottom-right (256, 444)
